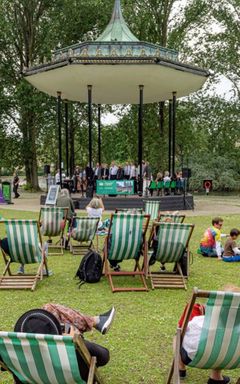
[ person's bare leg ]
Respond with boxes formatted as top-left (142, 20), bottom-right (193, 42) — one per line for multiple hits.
top-left (210, 370), bottom-right (223, 380)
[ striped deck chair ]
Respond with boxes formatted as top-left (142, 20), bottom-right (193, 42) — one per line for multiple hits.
top-left (144, 200), bottom-right (160, 221)
top-left (115, 208), bottom-right (143, 214)
top-left (167, 288), bottom-right (240, 384)
top-left (0, 332), bottom-right (103, 384)
top-left (149, 222), bottom-right (194, 290)
top-left (103, 213), bottom-right (150, 292)
top-left (39, 206), bottom-right (68, 255)
top-left (69, 217), bottom-right (99, 255)
top-left (0, 220), bottom-right (49, 291)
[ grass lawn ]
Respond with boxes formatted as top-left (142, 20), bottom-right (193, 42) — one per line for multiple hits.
top-left (0, 208), bottom-right (240, 383)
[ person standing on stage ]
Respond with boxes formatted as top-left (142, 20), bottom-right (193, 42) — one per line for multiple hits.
top-left (130, 162), bottom-right (137, 193)
top-left (116, 164), bottom-right (124, 180)
top-left (93, 163), bottom-right (102, 191)
top-left (85, 164), bottom-right (94, 187)
top-left (109, 161), bottom-right (118, 180)
top-left (143, 161), bottom-right (152, 196)
top-left (101, 163), bottom-right (109, 180)
top-left (124, 162), bottom-right (131, 180)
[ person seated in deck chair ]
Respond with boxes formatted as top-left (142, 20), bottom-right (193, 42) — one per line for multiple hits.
top-left (176, 284), bottom-right (239, 384)
top-left (8, 305), bottom-right (115, 383)
top-left (198, 217), bottom-right (226, 259)
top-left (0, 237), bottom-right (50, 275)
top-left (222, 228), bottom-right (240, 262)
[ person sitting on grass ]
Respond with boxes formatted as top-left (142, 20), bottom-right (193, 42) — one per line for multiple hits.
top-left (222, 228), bottom-right (240, 262)
top-left (10, 305), bottom-right (115, 384)
top-left (199, 217), bottom-right (226, 259)
top-left (177, 284), bottom-right (239, 384)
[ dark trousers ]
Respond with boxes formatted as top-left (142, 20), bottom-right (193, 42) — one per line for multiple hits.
top-left (110, 175), bottom-right (117, 180)
top-left (12, 340), bottom-right (109, 383)
top-left (13, 185), bottom-right (19, 198)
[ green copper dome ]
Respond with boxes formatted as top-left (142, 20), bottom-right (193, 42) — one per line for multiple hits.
top-left (96, 0), bottom-right (139, 42)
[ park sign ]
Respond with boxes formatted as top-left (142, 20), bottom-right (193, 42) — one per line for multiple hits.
top-left (97, 180), bottom-right (134, 195)
top-left (45, 185), bottom-right (60, 205)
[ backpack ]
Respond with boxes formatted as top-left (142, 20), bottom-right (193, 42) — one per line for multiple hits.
top-left (75, 250), bottom-right (103, 287)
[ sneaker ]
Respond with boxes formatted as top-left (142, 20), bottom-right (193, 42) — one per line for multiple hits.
top-left (47, 239), bottom-right (53, 244)
top-left (17, 265), bottom-right (25, 274)
top-left (160, 264), bottom-right (166, 271)
top-left (207, 376), bottom-right (230, 384)
top-left (113, 265), bottom-right (121, 272)
top-left (96, 307), bottom-right (115, 335)
top-left (43, 269), bottom-right (53, 276)
top-left (179, 370), bottom-right (186, 379)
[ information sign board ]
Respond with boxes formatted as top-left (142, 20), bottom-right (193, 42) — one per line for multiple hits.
top-left (45, 185), bottom-right (60, 205)
top-left (96, 180), bottom-right (134, 195)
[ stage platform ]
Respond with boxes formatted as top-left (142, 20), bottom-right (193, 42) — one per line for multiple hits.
top-left (40, 194), bottom-right (194, 211)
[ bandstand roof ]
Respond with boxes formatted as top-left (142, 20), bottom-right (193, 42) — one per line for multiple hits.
top-left (24, 0), bottom-right (210, 104)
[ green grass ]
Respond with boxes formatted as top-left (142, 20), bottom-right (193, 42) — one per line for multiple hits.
top-left (0, 209), bottom-right (240, 383)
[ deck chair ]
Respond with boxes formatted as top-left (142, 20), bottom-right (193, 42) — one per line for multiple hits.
top-left (144, 200), bottom-right (160, 221)
top-left (104, 212), bottom-right (150, 292)
top-left (0, 220), bottom-right (49, 291)
top-left (0, 331), bottom-right (103, 384)
top-left (115, 208), bottom-right (143, 214)
top-left (167, 288), bottom-right (240, 384)
top-left (69, 217), bottom-right (99, 255)
top-left (148, 222), bottom-right (194, 290)
top-left (39, 206), bottom-right (68, 255)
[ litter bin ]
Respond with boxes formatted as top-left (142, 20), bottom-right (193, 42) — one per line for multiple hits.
top-left (2, 181), bottom-right (12, 204)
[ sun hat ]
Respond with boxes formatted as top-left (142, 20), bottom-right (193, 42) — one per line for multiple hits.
top-left (14, 308), bottom-right (62, 335)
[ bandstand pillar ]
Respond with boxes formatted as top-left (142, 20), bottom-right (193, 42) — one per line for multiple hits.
top-left (88, 85), bottom-right (93, 170)
top-left (57, 91), bottom-right (62, 187)
top-left (98, 104), bottom-right (101, 165)
top-left (64, 100), bottom-right (69, 177)
top-left (172, 91), bottom-right (177, 176)
top-left (168, 99), bottom-right (173, 175)
top-left (138, 85), bottom-right (144, 194)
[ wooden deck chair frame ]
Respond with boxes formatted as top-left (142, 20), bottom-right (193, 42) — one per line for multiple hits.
top-left (39, 206), bottom-right (68, 255)
top-left (0, 332), bottom-right (103, 384)
top-left (0, 220), bottom-right (49, 291)
top-left (103, 213), bottom-right (150, 293)
top-left (167, 288), bottom-right (240, 384)
top-left (69, 217), bottom-right (99, 255)
top-left (148, 222), bottom-right (194, 290)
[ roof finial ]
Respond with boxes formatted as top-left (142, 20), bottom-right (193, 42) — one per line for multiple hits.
top-left (96, 0), bottom-right (139, 42)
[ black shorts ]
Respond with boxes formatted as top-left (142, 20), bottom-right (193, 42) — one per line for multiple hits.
top-left (180, 347), bottom-right (192, 365)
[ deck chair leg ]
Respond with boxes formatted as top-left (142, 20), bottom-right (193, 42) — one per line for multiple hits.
top-left (87, 356), bottom-right (96, 384)
top-left (173, 328), bottom-right (181, 384)
top-left (176, 263), bottom-right (187, 290)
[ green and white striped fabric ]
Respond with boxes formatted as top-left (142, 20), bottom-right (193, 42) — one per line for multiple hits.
top-left (144, 201), bottom-right (160, 220)
top-left (41, 207), bottom-right (65, 237)
top-left (108, 213), bottom-right (144, 261)
top-left (0, 331), bottom-right (85, 384)
top-left (4, 220), bottom-right (41, 264)
top-left (71, 217), bottom-right (99, 242)
top-left (159, 214), bottom-right (184, 223)
top-left (155, 222), bottom-right (192, 263)
top-left (189, 291), bottom-right (240, 370)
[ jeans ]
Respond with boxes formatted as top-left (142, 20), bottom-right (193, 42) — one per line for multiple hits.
top-left (223, 255), bottom-right (240, 262)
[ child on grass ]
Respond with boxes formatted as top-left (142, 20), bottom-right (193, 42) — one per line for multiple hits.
top-left (222, 228), bottom-right (240, 262)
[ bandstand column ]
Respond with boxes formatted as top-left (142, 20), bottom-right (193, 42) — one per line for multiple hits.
top-left (168, 99), bottom-right (173, 174)
top-left (98, 104), bottom-right (101, 165)
top-left (172, 91), bottom-right (177, 176)
top-left (64, 100), bottom-right (69, 177)
top-left (88, 85), bottom-right (93, 169)
top-left (138, 85), bottom-right (144, 194)
top-left (57, 91), bottom-right (62, 187)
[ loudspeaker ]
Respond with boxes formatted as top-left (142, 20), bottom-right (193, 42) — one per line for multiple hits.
top-left (182, 168), bottom-right (191, 178)
top-left (44, 164), bottom-right (50, 174)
